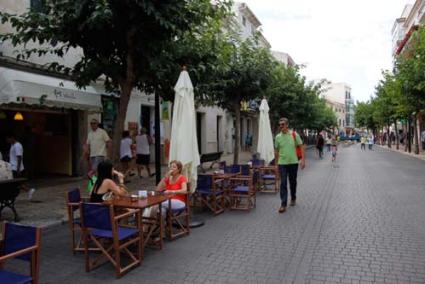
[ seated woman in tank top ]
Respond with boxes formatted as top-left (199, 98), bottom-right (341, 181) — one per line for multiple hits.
top-left (90, 160), bottom-right (129, 202)
top-left (156, 160), bottom-right (188, 211)
top-left (143, 160), bottom-right (187, 219)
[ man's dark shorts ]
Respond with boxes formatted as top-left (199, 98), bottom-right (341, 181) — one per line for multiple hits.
top-left (136, 154), bottom-right (150, 165)
top-left (120, 156), bottom-right (132, 163)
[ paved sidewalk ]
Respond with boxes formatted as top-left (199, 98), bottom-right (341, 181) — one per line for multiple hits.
top-left (375, 143), bottom-right (425, 161)
top-left (4, 151), bottom-right (254, 227)
top-left (6, 144), bottom-right (425, 283)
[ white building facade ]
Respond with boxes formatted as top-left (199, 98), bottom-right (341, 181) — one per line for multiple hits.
top-left (0, 0), bottom-right (158, 175)
top-left (321, 82), bottom-right (355, 133)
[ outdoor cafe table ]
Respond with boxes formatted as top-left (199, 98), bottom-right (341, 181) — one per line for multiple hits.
top-left (105, 194), bottom-right (170, 250)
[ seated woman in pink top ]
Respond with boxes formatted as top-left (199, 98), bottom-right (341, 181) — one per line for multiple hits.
top-left (144, 160), bottom-right (187, 219)
top-left (156, 160), bottom-right (188, 211)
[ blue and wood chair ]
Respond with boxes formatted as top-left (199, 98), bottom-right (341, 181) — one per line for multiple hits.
top-left (258, 159), bottom-right (279, 193)
top-left (193, 174), bottom-right (225, 215)
top-left (80, 203), bottom-right (142, 278)
top-left (166, 184), bottom-right (191, 240)
top-left (228, 175), bottom-right (256, 211)
top-left (65, 188), bottom-right (85, 254)
top-left (0, 222), bottom-right (41, 284)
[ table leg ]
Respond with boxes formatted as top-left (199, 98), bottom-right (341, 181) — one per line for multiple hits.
top-left (159, 202), bottom-right (163, 250)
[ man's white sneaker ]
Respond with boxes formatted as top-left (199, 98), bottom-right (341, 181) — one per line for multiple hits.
top-left (28, 188), bottom-right (36, 200)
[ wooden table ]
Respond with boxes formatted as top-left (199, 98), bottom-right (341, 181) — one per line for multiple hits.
top-left (0, 178), bottom-right (27, 221)
top-left (106, 194), bottom-right (170, 250)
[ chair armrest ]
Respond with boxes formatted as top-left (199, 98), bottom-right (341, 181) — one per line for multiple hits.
top-left (0, 245), bottom-right (38, 262)
top-left (230, 177), bottom-right (251, 181)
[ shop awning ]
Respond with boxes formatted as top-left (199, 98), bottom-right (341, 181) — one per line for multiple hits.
top-left (0, 67), bottom-right (102, 111)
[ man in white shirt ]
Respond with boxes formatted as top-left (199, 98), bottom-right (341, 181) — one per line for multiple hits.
top-left (6, 134), bottom-right (35, 199)
top-left (6, 134), bottom-right (24, 177)
top-left (86, 119), bottom-right (111, 171)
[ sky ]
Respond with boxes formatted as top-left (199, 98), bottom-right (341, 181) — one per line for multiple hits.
top-left (242, 0), bottom-right (412, 102)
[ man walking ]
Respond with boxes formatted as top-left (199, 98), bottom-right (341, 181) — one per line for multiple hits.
top-left (274, 118), bottom-right (305, 213)
top-left (421, 129), bottom-right (425, 151)
top-left (6, 134), bottom-right (35, 199)
top-left (86, 119), bottom-right (111, 172)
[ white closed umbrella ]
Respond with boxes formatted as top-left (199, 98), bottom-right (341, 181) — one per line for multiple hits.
top-left (169, 69), bottom-right (200, 193)
top-left (257, 98), bottom-right (274, 164)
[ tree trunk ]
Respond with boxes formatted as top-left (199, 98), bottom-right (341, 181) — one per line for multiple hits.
top-left (394, 119), bottom-right (399, 150)
top-left (111, 82), bottom-right (133, 163)
top-left (387, 124), bottom-right (391, 148)
top-left (233, 104), bottom-right (241, 164)
top-left (414, 114), bottom-right (420, 154)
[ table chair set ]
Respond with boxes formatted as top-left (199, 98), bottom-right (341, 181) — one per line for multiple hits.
top-left (65, 187), bottom-right (190, 278)
top-left (193, 159), bottom-right (280, 215)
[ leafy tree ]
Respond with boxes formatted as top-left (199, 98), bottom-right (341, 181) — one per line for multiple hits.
top-left (207, 38), bottom-right (276, 163)
top-left (0, 0), bottom-right (230, 160)
top-left (266, 65), bottom-right (335, 134)
top-left (355, 101), bottom-right (378, 133)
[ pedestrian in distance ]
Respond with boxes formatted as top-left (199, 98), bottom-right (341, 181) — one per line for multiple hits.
top-left (325, 135), bottom-right (332, 152)
top-left (368, 135), bottom-right (374, 150)
top-left (316, 133), bottom-right (324, 159)
top-left (85, 118), bottom-right (111, 173)
top-left (5, 133), bottom-right (36, 200)
top-left (360, 135), bottom-right (367, 151)
top-left (274, 117), bottom-right (305, 214)
top-left (421, 129), bottom-right (425, 151)
top-left (119, 130), bottom-right (133, 182)
top-left (331, 136), bottom-right (337, 162)
top-left (136, 128), bottom-right (155, 178)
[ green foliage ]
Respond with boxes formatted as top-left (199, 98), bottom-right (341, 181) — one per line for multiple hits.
top-left (266, 64), bottom-right (336, 132)
top-left (395, 26), bottom-right (425, 112)
top-left (206, 37), bottom-right (276, 110)
top-left (355, 101), bottom-right (378, 130)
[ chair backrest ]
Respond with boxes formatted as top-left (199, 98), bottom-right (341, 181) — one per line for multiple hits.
top-left (252, 159), bottom-right (265, 167)
top-left (66, 188), bottom-right (81, 212)
top-left (197, 175), bottom-right (213, 191)
top-left (239, 165), bottom-right (251, 176)
top-left (81, 203), bottom-right (112, 231)
top-left (3, 223), bottom-right (39, 261)
top-left (218, 161), bottom-right (226, 170)
top-left (67, 187), bottom-right (81, 203)
top-left (224, 165), bottom-right (240, 174)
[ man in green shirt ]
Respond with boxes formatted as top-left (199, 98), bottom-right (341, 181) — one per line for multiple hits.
top-left (274, 117), bottom-right (305, 213)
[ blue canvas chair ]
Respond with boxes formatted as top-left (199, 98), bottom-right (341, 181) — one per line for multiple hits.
top-left (80, 203), bottom-right (142, 278)
top-left (65, 188), bottom-right (85, 253)
top-left (224, 164), bottom-right (240, 174)
top-left (193, 174), bottom-right (225, 215)
top-left (166, 184), bottom-right (191, 241)
top-left (228, 175), bottom-right (256, 211)
top-left (0, 222), bottom-right (41, 284)
top-left (258, 161), bottom-right (279, 193)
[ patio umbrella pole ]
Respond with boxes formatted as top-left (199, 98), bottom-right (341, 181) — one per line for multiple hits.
top-left (155, 92), bottom-right (161, 185)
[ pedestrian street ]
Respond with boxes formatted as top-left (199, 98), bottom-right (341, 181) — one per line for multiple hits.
top-left (4, 144), bottom-right (422, 284)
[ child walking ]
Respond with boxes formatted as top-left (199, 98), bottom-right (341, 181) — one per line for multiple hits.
top-left (331, 136), bottom-right (337, 162)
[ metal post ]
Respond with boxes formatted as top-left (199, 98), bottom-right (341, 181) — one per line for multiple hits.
top-left (408, 117), bottom-right (412, 153)
top-left (155, 92), bottom-right (161, 185)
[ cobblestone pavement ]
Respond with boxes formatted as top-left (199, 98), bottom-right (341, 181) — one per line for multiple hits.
top-left (6, 145), bottom-right (425, 283)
